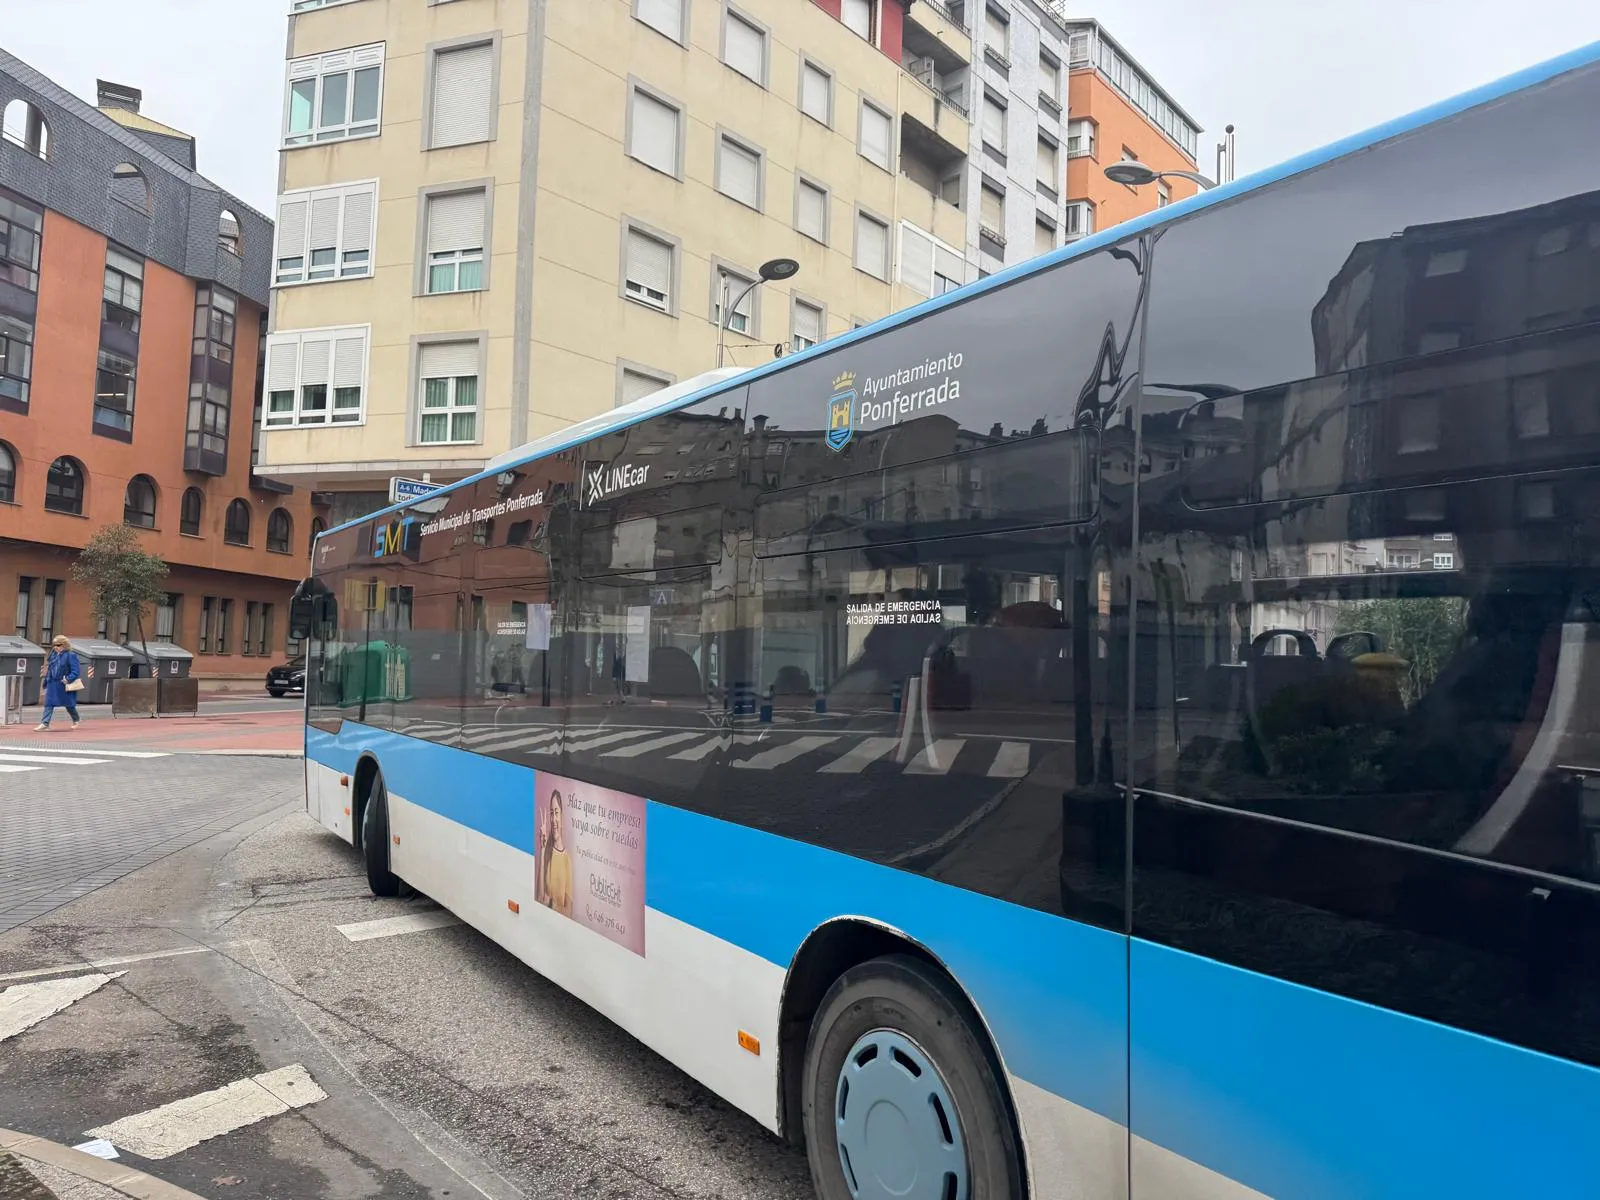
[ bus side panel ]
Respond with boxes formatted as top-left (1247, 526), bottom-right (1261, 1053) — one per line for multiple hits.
top-left (1130, 939), bottom-right (1600, 1200)
top-left (305, 733), bottom-right (354, 842)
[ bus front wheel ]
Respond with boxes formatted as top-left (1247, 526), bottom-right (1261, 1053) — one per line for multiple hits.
top-left (801, 954), bottom-right (1023, 1200)
top-left (360, 773), bottom-right (403, 898)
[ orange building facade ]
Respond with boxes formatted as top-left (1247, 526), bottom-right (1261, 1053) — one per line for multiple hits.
top-left (1060, 19), bottom-right (1204, 239)
top-left (0, 62), bottom-right (315, 681)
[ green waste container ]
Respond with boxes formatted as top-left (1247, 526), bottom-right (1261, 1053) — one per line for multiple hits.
top-left (334, 641), bottom-right (413, 708)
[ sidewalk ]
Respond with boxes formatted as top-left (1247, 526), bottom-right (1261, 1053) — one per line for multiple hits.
top-left (0, 707), bottom-right (302, 756)
top-left (0, 1132), bottom-right (207, 1200)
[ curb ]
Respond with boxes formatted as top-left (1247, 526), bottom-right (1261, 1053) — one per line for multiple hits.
top-left (0, 1129), bottom-right (208, 1200)
top-left (182, 749), bottom-right (303, 759)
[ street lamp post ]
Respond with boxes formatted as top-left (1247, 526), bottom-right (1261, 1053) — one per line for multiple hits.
top-left (717, 257), bottom-right (801, 368)
top-left (1103, 161), bottom-right (1217, 190)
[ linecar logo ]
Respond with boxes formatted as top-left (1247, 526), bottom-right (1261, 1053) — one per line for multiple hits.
top-left (584, 462), bottom-right (652, 507)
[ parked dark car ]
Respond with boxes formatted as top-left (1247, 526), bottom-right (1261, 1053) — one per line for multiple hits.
top-left (267, 656), bottom-right (305, 699)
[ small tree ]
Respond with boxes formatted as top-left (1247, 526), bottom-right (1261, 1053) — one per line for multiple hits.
top-left (70, 525), bottom-right (169, 649)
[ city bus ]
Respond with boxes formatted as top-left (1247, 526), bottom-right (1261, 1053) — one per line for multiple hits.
top-left (291, 40), bottom-right (1600, 1200)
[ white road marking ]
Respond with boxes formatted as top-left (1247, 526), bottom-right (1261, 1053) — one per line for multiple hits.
top-left (464, 728), bottom-right (560, 753)
top-left (668, 736), bottom-right (724, 761)
top-left (0, 764), bottom-right (41, 773)
top-left (733, 735), bottom-right (838, 770)
top-left (601, 730), bottom-right (705, 758)
top-left (87, 1063), bottom-right (327, 1160)
top-left (0, 972), bottom-right (124, 1044)
top-left (336, 911), bottom-right (462, 942)
top-left (0, 746), bottom-right (170, 759)
top-left (0, 751), bottom-right (112, 767)
top-left (564, 729), bottom-right (658, 753)
top-left (904, 739), bottom-right (966, 775)
top-left (0, 945), bottom-right (215, 985)
top-left (818, 736), bottom-right (901, 774)
top-left (987, 741), bottom-right (1031, 778)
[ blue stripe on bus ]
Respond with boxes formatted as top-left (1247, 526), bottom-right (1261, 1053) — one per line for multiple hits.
top-left (306, 721), bottom-right (1129, 1124)
top-left (319, 38), bottom-right (1600, 543)
top-left (1130, 938), bottom-right (1600, 1199)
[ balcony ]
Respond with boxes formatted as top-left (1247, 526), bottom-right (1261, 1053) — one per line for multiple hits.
top-left (899, 62), bottom-right (970, 176)
top-left (900, 108), bottom-right (968, 209)
top-left (906, 0), bottom-right (971, 62)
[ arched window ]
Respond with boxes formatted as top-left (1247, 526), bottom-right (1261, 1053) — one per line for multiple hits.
top-left (218, 209), bottom-right (242, 256)
top-left (180, 487), bottom-right (204, 536)
top-left (0, 440), bottom-right (15, 504)
top-left (1, 99), bottom-right (49, 160)
top-left (266, 507), bottom-right (292, 554)
top-left (110, 163), bottom-right (151, 214)
top-left (44, 456), bottom-right (84, 515)
top-left (123, 475), bottom-right (157, 528)
top-left (309, 515), bottom-right (326, 556)
top-left (224, 498), bottom-right (251, 545)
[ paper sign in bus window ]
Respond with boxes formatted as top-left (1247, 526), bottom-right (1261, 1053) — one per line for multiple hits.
top-left (534, 773), bottom-right (646, 956)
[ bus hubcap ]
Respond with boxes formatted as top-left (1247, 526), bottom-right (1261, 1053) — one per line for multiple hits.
top-left (835, 1029), bottom-right (967, 1200)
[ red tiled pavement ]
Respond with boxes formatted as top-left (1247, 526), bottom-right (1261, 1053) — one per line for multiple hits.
top-left (0, 709), bottom-right (302, 754)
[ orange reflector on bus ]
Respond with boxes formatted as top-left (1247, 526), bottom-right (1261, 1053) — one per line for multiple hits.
top-left (507, 900), bottom-right (521, 914)
top-left (738, 1031), bottom-right (761, 1056)
top-left (392, 835), bottom-right (401, 846)
top-left (340, 775), bottom-right (349, 787)
top-left (343, 807), bottom-right (350, 816)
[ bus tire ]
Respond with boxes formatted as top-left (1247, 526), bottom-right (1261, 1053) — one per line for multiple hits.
top-left (801, 954), bottom-right (1023, 1200)
top-left (361, 773), bottom-right (403, 898)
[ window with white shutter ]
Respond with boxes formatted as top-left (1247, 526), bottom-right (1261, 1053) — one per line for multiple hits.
top-left (429, 42), bottom-right (495, 148)
top-left (980, 184), bottom-right (1004, 236)
top-left (791, 300), bottom-right (823, 352)
top-left (263, 327), bottom-right (368, 427)
top-left (933, 244), bottom-right (964, 295)
top-left (855, 212), bottom-right (888, 280)
top-left (899, 222), bottom-right (934, 295)
top-left (628, 87), bottom-right (680, 177)
top-left (723, 10), bottom-right (766, 85)
top-left (425, 189), bottom-right (487, 293)
top-left (859, 100), bottom-right (891, 170)
top-left (796, 179), bottom-right (828, 243)
top-left (284, 43), bottom-right (384, 145)
top-left (1037, 135), bottom-right (1059, 192)
top-left (981, 93), bottom-right (1006, 152)
top-left (842, 0), bottom-right (874, 41)
top-left (1035, 220), bottom-right (1055, 257)
top-left (624, 227), bottom-right (674, 311)
top-left (713, 267), bottom-right (757, 334)
top-left (984, 6), bottom-right (1009, 61)
top-left (1066, 118), bottom-right (1096, 158)
top-left (800, 61), bottom-right (831, 125)
top-left (620, 367), bottom-right (670, 406)
top-left (717, 136), bottom-right (762, 209)
top-left (417, 340), bottom-right (480, 444)
top-left (634, 0), bottom-right (685, 43)
top-left (273, 180), bottom-right (377, 285)
top-left (1039, 54), bottom-right (1061, 103)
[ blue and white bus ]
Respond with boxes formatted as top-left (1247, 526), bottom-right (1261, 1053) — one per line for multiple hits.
top-left (294, 42), bottom-right (1600, 1200)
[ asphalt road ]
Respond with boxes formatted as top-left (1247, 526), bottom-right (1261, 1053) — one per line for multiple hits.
top-left (0, 754), bottom-right (812, 1199)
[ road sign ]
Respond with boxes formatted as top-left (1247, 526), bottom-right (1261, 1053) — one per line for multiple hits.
top-left (389, 476), bottom-right (440, 503)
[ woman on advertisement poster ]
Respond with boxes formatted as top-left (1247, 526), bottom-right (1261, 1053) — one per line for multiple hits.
top-left (541, 788), bottom-right (574, 918)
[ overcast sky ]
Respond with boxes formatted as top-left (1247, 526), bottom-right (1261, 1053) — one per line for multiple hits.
top-left (4, 0), bottom-right (1600, 211)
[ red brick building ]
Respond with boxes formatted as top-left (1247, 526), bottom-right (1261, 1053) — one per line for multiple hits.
top-left (0, 62), bottom-right (316, 681)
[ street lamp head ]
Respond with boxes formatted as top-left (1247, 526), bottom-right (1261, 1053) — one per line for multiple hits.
top-left (759, 257), bottom-right (801, 282)
top-left (1104, 161), bottom-right (1159, 187)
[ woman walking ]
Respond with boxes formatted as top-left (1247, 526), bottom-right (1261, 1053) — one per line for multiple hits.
top-left (36, 635), bottom-right (83, 731)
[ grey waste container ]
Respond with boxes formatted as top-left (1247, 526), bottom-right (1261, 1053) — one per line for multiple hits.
top-left (65, 637), bottom-right (137, 704)
top-left (128, 641), bottom-right (195, 680)
top-left (0, 634), bottom-right (45, 707)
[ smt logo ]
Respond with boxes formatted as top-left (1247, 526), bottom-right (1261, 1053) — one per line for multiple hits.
top-left (372, 516), bottom-right (420, 560)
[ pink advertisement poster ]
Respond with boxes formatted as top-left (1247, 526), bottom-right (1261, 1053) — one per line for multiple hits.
top-left (534, 772), bottom-right (647, 956)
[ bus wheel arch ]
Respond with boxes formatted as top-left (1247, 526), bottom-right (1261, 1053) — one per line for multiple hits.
top-left (351, 754), bottom-right (382, 852)
top-left (352, 754), bottom-right (402, 898)
top-left (777, 917), bottom-right (1028, 1198)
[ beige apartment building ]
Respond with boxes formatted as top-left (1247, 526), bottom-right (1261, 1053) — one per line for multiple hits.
top-left (264, 0), bottom-right (974, 520)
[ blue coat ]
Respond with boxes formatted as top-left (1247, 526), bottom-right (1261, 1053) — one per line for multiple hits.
top-left (43, 650), bottom-right (82, 706)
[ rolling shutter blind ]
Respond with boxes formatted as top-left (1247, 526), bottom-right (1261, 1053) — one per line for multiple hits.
top-left (793, 302), bottom-right (822, 345)
top-left (1036, 223), bottom-right (1054, 256)
top-left (265, 338), bottom-right (299, 392)
top-left (1040, 57), bottom-right (1060, 95)
top-left (719, 139), bottom-right (760, 207)
top-left (801, 64), bottom-right (830, 123)
top-left (980, 186), bottom-right (1003, 232)
top-left (843, 0), bottom-right (872, 38)
top-left (935, 245), bottom-right (965, 286)
top-left (860, 104), bottom-right (890, 167)
top-left (419, 341), bottom-right (478, 379)
top-left (724, 14), bottom-right (764, 81)
top-left (797, 182), bottom-right (826, 240)
top-left (899, 223), bottom-right (934, 294)
top-left (856, 215), bottom-right (886, 276)
top-left (630, 90), bottom-right (679, 175)
top-left (636, 0), bottom-right (682, 40)
top-left (300, 337), bottom-right (332, 386)
top-left (621, 370), bottom-right (664, 404)
top-left (1037, 138), bottom-right (1058, 186)
top-left (308, 194), bottom-right (341, 250)
top-left (333, 333), bottom-right (367, 388)
top-left (427, 191), bottom-right (486, 253)
top-left (981, 96), bottom-right (1005, 148)
top-left (627, 231), bottom-right (672, 296)
top-left (985, 7), bottom-right (1007, 55)
top-left (341, 184), bottom-right (375, 254)
top-left (430, 43), bottom-right (494, 147)
top-left (275, 195), bottom-right (309, 259)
